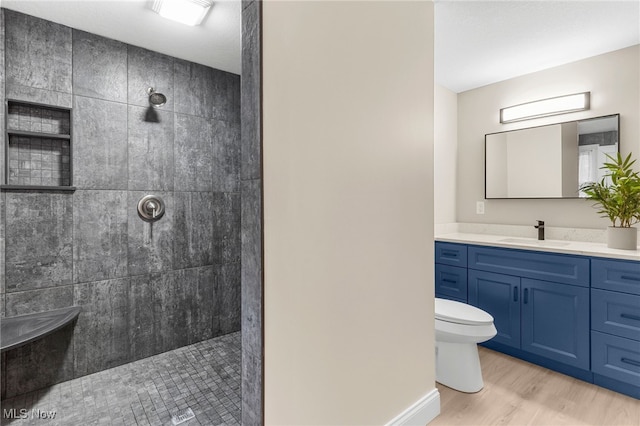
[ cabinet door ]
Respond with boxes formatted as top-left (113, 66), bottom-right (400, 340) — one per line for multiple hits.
top-left (469, 270), bottom-right (520, 349)
top-left (521, 278), bottom-right (590, 370)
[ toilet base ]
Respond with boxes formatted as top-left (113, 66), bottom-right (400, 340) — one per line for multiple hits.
top-left (436, 341), bottom-right (484, 393)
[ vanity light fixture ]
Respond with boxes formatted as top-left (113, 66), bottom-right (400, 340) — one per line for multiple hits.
top-left (152, 0), bottom-right (214, 26)
top-left (500, 92), bottom-right (590, 124)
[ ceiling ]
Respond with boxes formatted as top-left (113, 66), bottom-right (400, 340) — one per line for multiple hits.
top-left (2, 1), bottom-right (639, 93)
top-left (435, 0), bottom-right (640, 93)
top-left (1, 0), bottom-right (242, 75)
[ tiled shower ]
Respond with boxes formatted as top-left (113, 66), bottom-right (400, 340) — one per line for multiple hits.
top-left (0, 6), bottom-right (251, 421)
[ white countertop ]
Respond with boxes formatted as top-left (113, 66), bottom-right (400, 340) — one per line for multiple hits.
top-left (435, 232), bottom-right (640, 261)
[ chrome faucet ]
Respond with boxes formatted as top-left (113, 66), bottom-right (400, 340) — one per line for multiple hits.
top-left (535, 220), bottom-right (545, 240)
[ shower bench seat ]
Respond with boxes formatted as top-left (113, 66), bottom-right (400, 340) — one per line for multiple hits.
top-left (1, 306), bottom-right (81, 352)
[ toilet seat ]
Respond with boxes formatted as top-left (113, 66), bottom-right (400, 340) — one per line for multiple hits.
top-left (435, 298), bottom-right (494, 326)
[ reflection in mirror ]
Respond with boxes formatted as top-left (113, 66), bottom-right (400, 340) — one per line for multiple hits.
top-left (577, 115), bottom-right (618, 195)
top-left (485, 114), bottom-right (619, 199)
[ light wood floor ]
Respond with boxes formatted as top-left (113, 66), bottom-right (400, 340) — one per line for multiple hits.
top-left (430, 347), bottom-right (640, 426)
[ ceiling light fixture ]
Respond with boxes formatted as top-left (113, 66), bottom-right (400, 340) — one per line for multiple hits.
top-left (500, 92), bottom-right (590, 124)
top-left (152, 0), bottom-right (214, 26)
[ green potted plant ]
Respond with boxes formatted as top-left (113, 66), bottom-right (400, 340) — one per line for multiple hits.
top-left (580, 152), bottom-right (640, 250)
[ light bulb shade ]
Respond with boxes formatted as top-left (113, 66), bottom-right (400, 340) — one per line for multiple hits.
top-left (500, 92), bottom-right (590, 123)
top-left (152, 0), bottom-right (213, 26)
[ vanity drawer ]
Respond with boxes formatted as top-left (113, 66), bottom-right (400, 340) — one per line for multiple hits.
top-left (592, 289), bottom-right (640, 341)
top-left (435, 264), bottom-right (467, 302)
top-left (468, 246), bottom-right (589, 287)
top-left (591, 331), bottom-right (640, 387)
top-left (592, 259), bottom-right (640, 295)
top-left (435, 242), bottom-right (467, 267)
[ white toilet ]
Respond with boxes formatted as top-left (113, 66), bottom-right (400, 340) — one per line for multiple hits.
top-left (435, 298), bottom-right (497, 393)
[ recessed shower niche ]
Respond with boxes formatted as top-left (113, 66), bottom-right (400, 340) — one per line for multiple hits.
top-left (3, 99), bottom-right (74, 190)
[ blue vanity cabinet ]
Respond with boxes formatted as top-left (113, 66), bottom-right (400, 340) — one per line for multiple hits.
top-left (467, 245), bottom-right (590, 372)
top-left (590, 258), bottom-right (640, 398)
top-left (435, 242), bottom-right (468, 302)
top-left (436, 239), bottom-right (640, 398)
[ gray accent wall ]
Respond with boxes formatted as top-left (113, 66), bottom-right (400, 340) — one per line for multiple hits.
top-left (241, 1), bottom-right (264, 424)
top-left (0, 9), bottom-right (241, 399)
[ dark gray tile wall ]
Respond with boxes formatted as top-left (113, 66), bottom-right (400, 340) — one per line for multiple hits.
top-left (174, 60), bottom-right (215, 118)
top-left (241, 0), bottom-right (262, 182)
top-left (5, 285), bottom-right (73, 316)
top-left (0, 193), bottom-right (4, 299)
top-left (216, 262), bottom-right (242, 334)
top-left (0, 10), bottom-right (5, 189)
top-left (73, 190), bottom-right (129, 283)
top-left (1, 9), bottom-right (241, 400)
top-left (128, 273), bottom-right (162, 360)
top-left (5, 85), bottom-right (73, 108)
top-left (128, 106), bottom-right (174, 191)
top-left (73, 278), bottom-right (130, 376)
top-left (72, 30), bottom-right (128, 103)
top-left (4, 10), bottom-right (72, 95)
top-left (127, 191), bottom-right (174, 275)
top-left (211, 69), bottom-right (242, 124)
top-left (4, 193), bottom-right (73, 292)
top-left (174, 114), bottom-right (213, 191)
top-left (213, 119), bottom-right (241, 192)
top-left (173, 191), bottom-right (214, 269)
top-left (213, 192), bottom-right (241, 264)
top-left (0, 9), bottom-right (5, 312)
top-left (72, 97), bottom-right (129, 189)
top-left (241, 1), bottom-right (264, 424)
top-left (127, 46), bottom-right (175, 110)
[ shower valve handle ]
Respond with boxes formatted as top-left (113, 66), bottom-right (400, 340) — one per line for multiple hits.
top-left (137, 195), bottom-right (165, 222)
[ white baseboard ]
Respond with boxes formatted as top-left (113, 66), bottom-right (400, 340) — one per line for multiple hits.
top-left (385, 388), bottom-right (441, 426)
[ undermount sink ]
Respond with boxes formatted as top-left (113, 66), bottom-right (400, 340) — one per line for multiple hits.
top-left (499, 238), bottom-right (571, 247)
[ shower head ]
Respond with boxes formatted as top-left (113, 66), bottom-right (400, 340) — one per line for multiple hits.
top-left (147, 87), bottom-right (167, 108)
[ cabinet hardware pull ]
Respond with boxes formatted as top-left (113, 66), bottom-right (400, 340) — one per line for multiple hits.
top-left (621, 357), bottom-right (640, 367)
top-left (442, 278), bottom-right (457, 284)
top-left (621, 275), bottom-right (640, 282)
top-left (442, 250), bottom-right (458, 258)
top-left (620, 313), bottom-right (640, 322)
top-left (523, 288), bottom-right (529, 304)
top-left (514, 287), bottom-right (518, 302)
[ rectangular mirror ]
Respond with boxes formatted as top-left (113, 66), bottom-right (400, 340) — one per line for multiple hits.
top-left (485, 114), bottom-right (619, 199)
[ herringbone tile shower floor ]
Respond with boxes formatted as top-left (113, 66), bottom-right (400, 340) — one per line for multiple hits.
top-left (1, 332), bottom-right (241, 426)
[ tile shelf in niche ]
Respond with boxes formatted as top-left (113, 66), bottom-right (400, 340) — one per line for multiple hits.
top-left (8, 129), bottom-right (71, 140)
top-left (0, 184), bottom-right (76, 192)
top-left (5, 99), bottom-right (73, 189)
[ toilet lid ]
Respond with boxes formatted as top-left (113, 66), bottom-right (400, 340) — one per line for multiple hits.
top-left (435, 298), bottom-right (494, 325)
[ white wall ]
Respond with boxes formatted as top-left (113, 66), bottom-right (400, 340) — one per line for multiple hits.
top-left (434, 84), bottom-right (458, 224)
top-left (457, 45), bottom-right (640, 228)
top-left (263, 2), bottom-right (435, 425)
